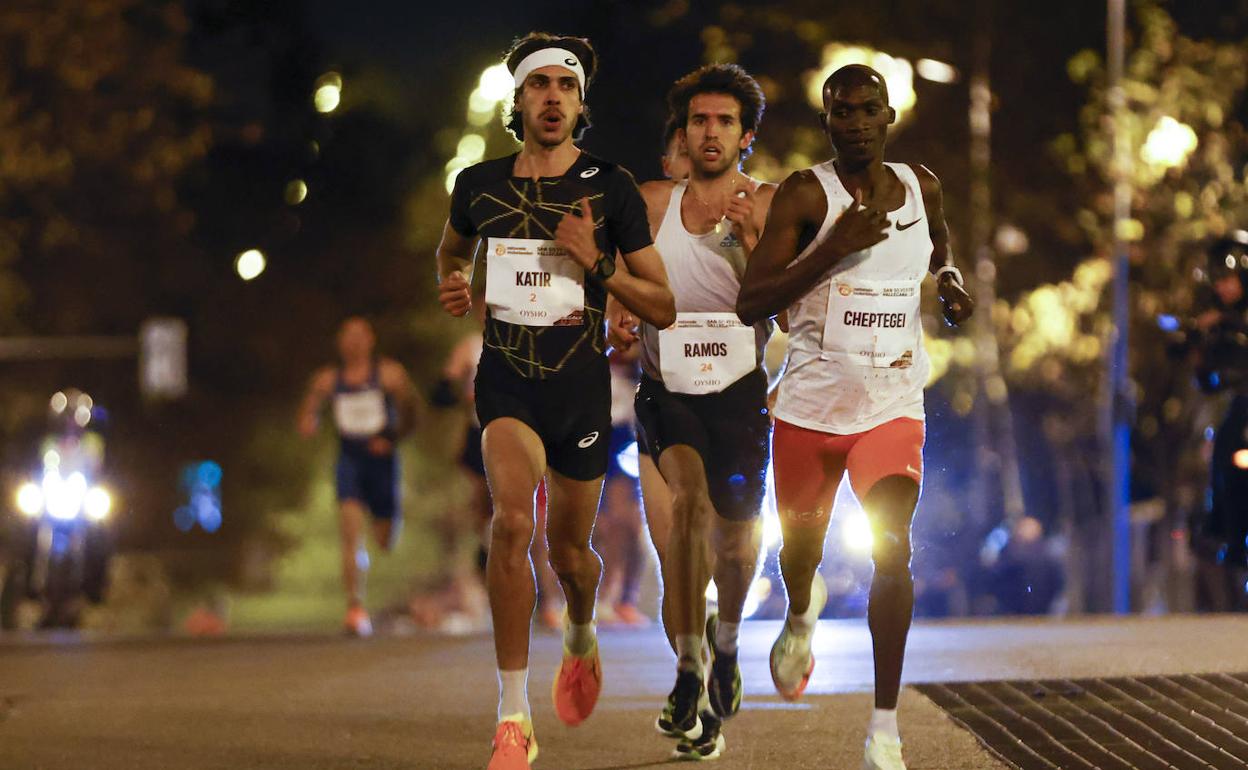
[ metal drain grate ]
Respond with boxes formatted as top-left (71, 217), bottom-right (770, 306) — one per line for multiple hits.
top-left (917, 673), bottom-right (1248, 769)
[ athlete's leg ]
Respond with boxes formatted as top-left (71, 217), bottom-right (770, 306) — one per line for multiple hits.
top-left (372, 518), bottom-right (398, 552)
top-left (338, 498), bottom-right (369, 608)
top-left (845, 418), bottom-right (924, 713)
top-left (773, 421), bottom-right (843, 616)
top-left (482, 418), bottom-right (547, 671)
top-left (658, 445), bottom-right (716, 651)
top-left (861, 475), bottom-right (919, 711)
top-left (638, 452), bottom-right (676, 650)
top-left (770, 419), bottom-right (845, 700)
top-left (544, 469), bottom-right (605, 627)
top-left (710, 517), bottom-right (760, 626)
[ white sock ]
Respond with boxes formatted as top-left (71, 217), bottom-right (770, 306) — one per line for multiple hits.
top-left (869, 708), bottom-right (899, 739)
top-left (714, 619), bottom-right (740, 654)
top-left (565, 621), bottom-right (596, 656)
top-left (498, 668), bottom-right (530, 720)
top-left (788, 580), bottom-right (822, 635)
top-left (675, 634), bottom-right (705, 675)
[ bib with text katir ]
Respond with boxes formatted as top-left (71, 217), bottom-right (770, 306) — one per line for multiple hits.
top-left (484, 237), bottom-right (584, 327)
top-left (823, 279), bottom-right (920, 369)
top-left (334, 389), bottom-right (387, 438)
top-left (659, 312), bottom-right (756, 394)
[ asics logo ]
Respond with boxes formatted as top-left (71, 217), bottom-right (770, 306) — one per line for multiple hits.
top-left (577, 431), bottom-right (600, 448)
top-left (896, 219), bottom-right (921, 231)
top-left (579, 167), bottom-right (600, 178)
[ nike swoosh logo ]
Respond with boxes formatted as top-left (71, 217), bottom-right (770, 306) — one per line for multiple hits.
top-left (896, 219), bottom-right (921, 231)
top-left (906, 464), bottom-right (921, 475)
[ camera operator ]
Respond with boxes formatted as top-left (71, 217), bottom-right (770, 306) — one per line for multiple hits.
top-left (1189, 231), bottom-right (1248, 611)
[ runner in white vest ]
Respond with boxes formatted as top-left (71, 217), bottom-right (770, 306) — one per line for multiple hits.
top-left (736, 64), bottom-right (973, 770)
top-left (610, 63), bottom-right (778, 761)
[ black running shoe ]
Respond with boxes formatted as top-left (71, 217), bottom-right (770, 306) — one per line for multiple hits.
top-left (705, 613), bottom-right (742, 718)
top-left (673, 709), bottom-right (725, 761)
top-left (658, 669), bottom-right (704, 741)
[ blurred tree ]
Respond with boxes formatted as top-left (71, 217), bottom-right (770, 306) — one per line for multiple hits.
top-left (984, 0), bottom-right (1248, 610)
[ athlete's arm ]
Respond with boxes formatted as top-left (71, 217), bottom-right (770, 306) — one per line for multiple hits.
top-left (436, 220), bottom-right (475, 317)
top-left (556, 172), bottom-right (676, 329)
top-left (738, 170), bottom-right (890, 325)
top-left (296, 367), bottom-right (335, 438)
top-left (725, 180), bottom-right (777, 257)
top-left (380, 358), bottom-right (422, 438)
top-left (912, 164), bottom-right (974, 326)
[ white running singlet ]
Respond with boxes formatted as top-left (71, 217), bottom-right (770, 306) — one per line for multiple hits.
top-left (640, 181), bottom-right (772, 394)
top-left (774, 161), bottom-right (933, 435)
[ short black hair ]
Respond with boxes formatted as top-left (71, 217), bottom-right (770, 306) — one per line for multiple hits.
top-left (666, 63), bottom-right (765, 159)
top-left (822, 64), bottom-right (890, 107)
top-left (504, 32), bottom-right (597, 142)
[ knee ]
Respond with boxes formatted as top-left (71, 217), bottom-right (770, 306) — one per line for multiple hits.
top-left (871, 526), bottom-right (912, 576)
top-left (547, 539), bottom-right (594, 580)
top-left (490, 505), bottom-right (535, 553)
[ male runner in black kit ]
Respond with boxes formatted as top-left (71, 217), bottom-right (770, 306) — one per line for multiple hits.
top-left (434, 32), bottom-right (674, 770)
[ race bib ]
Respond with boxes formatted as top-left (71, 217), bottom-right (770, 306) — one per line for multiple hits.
top-left (823, 279), bottom-right (920, 368)
top-left (659, 312), bottom-right (756, 394)
top-left (484, 237), bottom-right (585, 327)
top-left (333, 389), bottom-right (387, 437)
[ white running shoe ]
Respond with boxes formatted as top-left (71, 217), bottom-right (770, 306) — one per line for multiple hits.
top-left (769, 574), bottom-right (827, 700)
top-left (862, 731), bottom-right (907, 770)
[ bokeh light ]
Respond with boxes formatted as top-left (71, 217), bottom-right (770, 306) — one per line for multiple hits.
top-left (235, 249), bottom-right (267, 281)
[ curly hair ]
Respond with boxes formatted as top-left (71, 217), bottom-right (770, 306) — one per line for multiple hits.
top-left (504, 32), bottom-right (597, 142)
top-left (666, 63), bottom-right (765, 159)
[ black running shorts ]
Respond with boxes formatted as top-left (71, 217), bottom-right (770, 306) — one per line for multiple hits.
top-left (634, 367), bottom-right (770, 521)
top-left (474, 353), bottom-right (612, 482)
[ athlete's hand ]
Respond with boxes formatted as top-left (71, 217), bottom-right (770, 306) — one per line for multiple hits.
top-left (824, 188), bottom-right (889, 261)
top-left (367, 436), bottom-right (394, 456)
top-left (725, 184), bottom-right (759, 249)
top-left (439, 270), bottom-right (472, 317)
top-left (938, 274), bottom-right (975, 327)
top-left (555, 197), bottom-right (601, 270)
top-left (607, 308), bottom-right (640, 351)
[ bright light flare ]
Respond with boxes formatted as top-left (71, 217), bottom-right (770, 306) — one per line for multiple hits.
top-left (235, 249), bottom-right (266, 281)
top-left (808, 45), bottom-right (916, 124)
top-left (1141, 116), bottom-right (1197, 170)
top-left (45, 471), bottom-right (87, 521)
top-left (916, 58), bottom-right (958, 84)
top-left (1234, 449), bottom-right (1248, 470)
top-left (842, 509), bottom-right (874, 555)
top-left (84, 487), bottom-right (112, 522)
top-left (478, 64), bottom-right (515, 102)
top-left (50, 391), bottom-right (68, 414)
top-left (16, 482), bottom-right (43, 517)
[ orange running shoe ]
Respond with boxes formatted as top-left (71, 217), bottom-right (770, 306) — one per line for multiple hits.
top-left (551, 638), bottom-right (602, 727)
top-left (344, 606), bottom-right (373, 638)
top-left (487, 713), bottom-right (537, 770)
top-left (611, 603), bottom-right (651, 628)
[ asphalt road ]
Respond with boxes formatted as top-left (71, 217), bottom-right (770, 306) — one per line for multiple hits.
top-left (2, 615), bottom-right (1246, 770)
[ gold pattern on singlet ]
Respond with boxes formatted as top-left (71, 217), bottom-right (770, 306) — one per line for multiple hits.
top-left (473, 178), bottom-right (607, 379)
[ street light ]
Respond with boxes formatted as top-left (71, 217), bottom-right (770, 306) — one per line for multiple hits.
top-left (1141, 115), bottom-right (1198, 171)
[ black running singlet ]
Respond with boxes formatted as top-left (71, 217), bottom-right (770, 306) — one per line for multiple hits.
top-left (449, 151), bottom-right (652, 380)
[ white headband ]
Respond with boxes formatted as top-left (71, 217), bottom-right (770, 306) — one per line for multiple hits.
top-left (512, 47), bottom-right (587, 95)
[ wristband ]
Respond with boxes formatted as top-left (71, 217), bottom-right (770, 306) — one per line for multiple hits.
top-left (591, 252), bottom-right (616, 282)
top-left (935, 265), bottom-right (964, 287)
